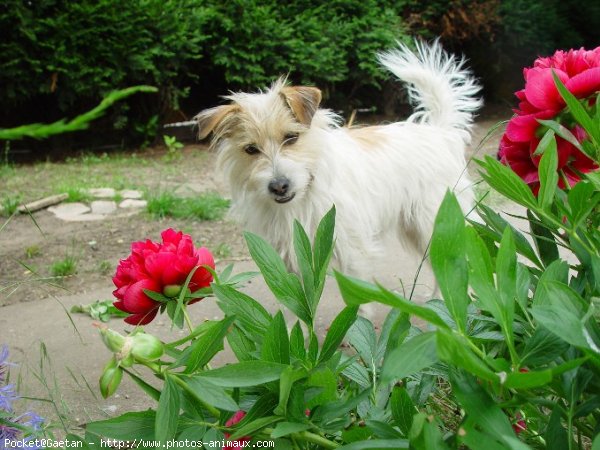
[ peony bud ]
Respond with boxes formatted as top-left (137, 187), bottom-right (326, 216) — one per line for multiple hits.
top-left (163, 284), bottom-right (183, 298)
top-left (98, 326), bottom-right (126, 353)
top-left (130, 332), bottom-right (164, 362)
top-left (100, 357), bottom-right (123, 398)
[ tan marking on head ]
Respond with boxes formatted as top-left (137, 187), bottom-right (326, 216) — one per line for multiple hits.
top-left (194, 104), bottom-right (240, 140)
top-left (280, 86), bottom-right (322, 126)
top-left (347, 125), bottom-right (388, 151)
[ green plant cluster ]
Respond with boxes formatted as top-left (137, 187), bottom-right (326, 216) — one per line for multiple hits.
top-left (59, 77), bottom-right (600, 449)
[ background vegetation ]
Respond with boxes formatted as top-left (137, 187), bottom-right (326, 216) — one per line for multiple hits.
top-left (0, 0), bottom-right (598, 154)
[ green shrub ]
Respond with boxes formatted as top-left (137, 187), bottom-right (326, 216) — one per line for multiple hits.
top-left (0, 0), bottom-right (208, 145)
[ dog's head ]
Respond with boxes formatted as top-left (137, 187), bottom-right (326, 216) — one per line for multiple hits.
top-left (195, 78), bottom-right (324, 206)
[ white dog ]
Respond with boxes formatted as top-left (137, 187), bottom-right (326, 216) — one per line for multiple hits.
top-left (195, 40), bottom-right (481, 278)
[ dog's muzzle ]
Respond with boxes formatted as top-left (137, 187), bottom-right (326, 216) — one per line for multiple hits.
top-left (268, 177), bottom-right (295, 204)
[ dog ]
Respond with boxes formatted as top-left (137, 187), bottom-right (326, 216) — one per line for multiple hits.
top-left (195, 40), bottom-right (481, 282)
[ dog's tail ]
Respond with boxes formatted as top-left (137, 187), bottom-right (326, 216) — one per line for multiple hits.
top-left (378, 39), bottom-right (482, 142)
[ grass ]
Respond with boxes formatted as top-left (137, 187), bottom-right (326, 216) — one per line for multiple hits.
top-left (147, 190), bottom-right (230, 221)
top-left (0, 147), bottom-right (210, 205)
top-left (25, 245), bottom-right (41, 258)
top-left (1, 195), bottom-right (21, 216)
top-left (97, 260), bottom-right (112, 275)
top-left (50, 255), bottom-right (78, 278)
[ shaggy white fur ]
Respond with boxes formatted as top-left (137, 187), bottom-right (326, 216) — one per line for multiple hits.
top-left (195, 40), bottom-right (482, 279)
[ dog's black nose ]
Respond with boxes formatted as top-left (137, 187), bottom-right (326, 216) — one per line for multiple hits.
top-left (268, 177), bottom-right (290, 196)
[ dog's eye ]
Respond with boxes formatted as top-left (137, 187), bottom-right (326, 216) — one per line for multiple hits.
top-left (244, 144), bottom-right (260, 155)
top-left (283, 133), bottom-right (299, 145)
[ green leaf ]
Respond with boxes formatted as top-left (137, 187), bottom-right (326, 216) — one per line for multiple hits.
top-left (474, 204), bottom-right (543, 268)
top-left (245, 232), bottom-right (311, 324)
top-left (390, 386), bottom-right (417, 436)
top-left (123, 368), bottom-right (161, 401)
top-left (313, 206), bottom-right (336, 293)
top-left (228, 416), bottom-right (282, 441)
top-left (546, 405), bottom-right (569, 450)
top-left (227, 325), bottom-right (257, 362)
top-left (450, 370), bottom-right (515, 444)
top-left (275, 366), bottom-right (308, 416)
top-left (289, 321), bottom-right (306, 360)
top-left (495, 228), bottom-right (517, 347)
top-left (180, 316), bottom-right (235, 373)
top-left (293, 219), bottom-right (315, 309)
top-left (382, 332), bottom-right (438, 382)
top-left (530, 305), bottom-right (592, 350)
top-left (553, 71), bottom-right (600, 145)
top-left (338, 440), bottom-right (410, 450)
top-left (408, 413), bottom-right (449, 450)
top-left (477, 156), bottom-right (537, 209)
top-left (262, 311), bottom-right (290, 364)
top-left (271, 422), bottom-right (311, 439)
top-left (86, 411), bottom-right (156, 440)
top-left (213, 284), bottom-right (272, 341)
top-left (567, 181), bottom-right (599, 228)
top-left (537, 119), bottom-right (584, 152)
top-left (334, 271), bottom-right (448, 329)
top-left (194, 360), bottom-right (287, 387)
top-left (536, 130), bottom-right (558, 210)
top-left (520, 326), bottom-right (570, 366)
top-left (436, 329), bottom-right (498, 382)
top-left (430, 191), bottom-right (469, 332)
top-left (503, 368), bottom-right (553, 389)
top-left (347, 316), bottom-right (377, 366)
top-left (528, 210), bottom-right (559, 267)
top-left (319, 306), bottom-right (358, 362)
top-left (182, 376), bottom-right (238, 412)
top-left (156, 374), bottom-right (180, 444)
top-left (305, 368), bottom-right (338, 409)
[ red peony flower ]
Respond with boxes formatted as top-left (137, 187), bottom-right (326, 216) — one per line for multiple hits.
top-left (224, 410), bottom-right (250, 449)
top-left (112, 229), bottom-right (215, 325)
top-left (512, 413), bottom-right (527, 435)
top-left (499, 46), bottom-right (600, 193)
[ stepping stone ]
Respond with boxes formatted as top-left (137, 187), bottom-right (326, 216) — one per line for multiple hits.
top-left (48, 203), bottom-right (91, 220)
top-left (119, 199), bottom-right (147, 209)
top-left (91, 200), bottom-right (117, 215)
top-left (88, 188), bottom-right (116, 199)
top-left (119, 189), bottom-right (143, 199)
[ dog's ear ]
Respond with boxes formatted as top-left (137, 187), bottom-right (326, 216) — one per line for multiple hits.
top-left (194, 104), bottom-right (239, 140)
top-left (280, 86), bottom-right (322, 126)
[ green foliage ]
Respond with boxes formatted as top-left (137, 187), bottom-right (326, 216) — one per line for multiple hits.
top-left (203, 1), bottom-right (408, 94)
top-left (50, 255), bottom-right (77, 278)
top-left (146, 191), bottom-right (230, 221)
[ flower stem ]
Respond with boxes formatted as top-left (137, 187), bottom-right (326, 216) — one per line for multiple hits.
top-left (182, 305), bottom-right (194, 334)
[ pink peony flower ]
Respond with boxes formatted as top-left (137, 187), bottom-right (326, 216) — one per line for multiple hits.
top-left (499, 46), bottom-right (600, 194)
top-left (112, 229), bottom-right (214, 325)
top-left (224, 410), bottom-right (251, 449)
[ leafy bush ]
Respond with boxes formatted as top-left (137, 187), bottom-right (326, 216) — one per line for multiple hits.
top-left (0, 0), bottom-right (208, 146)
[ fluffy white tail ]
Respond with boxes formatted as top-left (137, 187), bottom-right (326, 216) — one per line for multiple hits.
top-left (378, 40), bottom-right (482, 142)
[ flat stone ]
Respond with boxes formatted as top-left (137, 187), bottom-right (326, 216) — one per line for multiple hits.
top-left (91, 200), bottom-right (117, 215)
top-left (119, 189), bottom-right (143, 199)
top-left (119, 199), bottom-right (147, 209)
top-left (48, 203), bottom-right (91, 220)
top-left (88, 188), bottom-right (115, 199)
